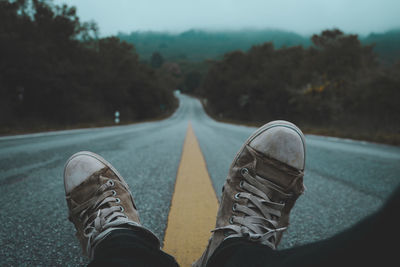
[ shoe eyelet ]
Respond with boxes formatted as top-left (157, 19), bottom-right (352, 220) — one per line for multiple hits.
top-left (234, 193), bottom-right (241, 200)
top-left (119, 206), bottom-right (124, 212)
top-left (115, 198), bottom-right (121, 203)
top-left (251, 235), bottom-right (261, 240)
top-left (240, 168), bottom-right (249, 176)
top-left (232, 203), bottom-right (237, 211)
top-left (107, 180), bottom-right (115, 187)
top-left (229, 216), bottom-right (234, 224)
top-left (84, 228), bottom-right (91, 236)
top-left (239, 180), bottom-right (245, 188)
top-left (111, 190), bottom-right (117, 196)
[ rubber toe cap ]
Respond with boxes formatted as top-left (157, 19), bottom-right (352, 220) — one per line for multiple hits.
top-left (249, 126), bottom-right (305, 170)
top-left (64, 152), bottom-right (106, 194)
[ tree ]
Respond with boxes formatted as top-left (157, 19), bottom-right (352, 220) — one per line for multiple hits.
top-left (0, 0), bottom-right (176, 132)
top-left (199, 28), bottom-right (399, 142)
top-left (311, 29), bottom-right (376, 77)
top-left (150, 51), bottom-right (164, 68)
top-left (184, 71), bottom-right (202, 93)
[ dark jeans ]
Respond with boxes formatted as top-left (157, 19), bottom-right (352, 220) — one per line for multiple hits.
top-left (89, 186), bottom-right (400, 267)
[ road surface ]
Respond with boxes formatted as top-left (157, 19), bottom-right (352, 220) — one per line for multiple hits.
top-left (1, 94), bottom-right (399, 266)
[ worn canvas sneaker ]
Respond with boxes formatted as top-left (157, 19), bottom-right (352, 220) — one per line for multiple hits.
top-left (193, 120), bottom-right (306, 267)
top-left (64, 151), bottom-right (159, 259)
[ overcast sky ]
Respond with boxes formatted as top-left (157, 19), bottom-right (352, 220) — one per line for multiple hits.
top-left (54, 0), bottom-right (400, 36)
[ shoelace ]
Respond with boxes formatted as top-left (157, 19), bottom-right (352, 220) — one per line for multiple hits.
top-left (214, 168), bottom-right (293, 249)
top-left (69, 176), bottom-right (134, 254)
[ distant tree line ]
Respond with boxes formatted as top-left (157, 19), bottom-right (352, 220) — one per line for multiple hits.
top-left (198, 29), bottom-right (400, 143)
top-left (118, 29), bottom-right (311, 62)
top-left (0, 0), bottom-right (176, 132)
top-left (118, 29), bottom-right (400, 64)
top-left (363, 29), bottom-right (400, 65)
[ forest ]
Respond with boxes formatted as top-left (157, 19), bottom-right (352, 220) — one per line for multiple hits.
top-left (196, 30), bottom-right (400, 144)
top-left (120, 28), bottom-right (399, 144)
top-left (0, 0), bottom-right (176, 134)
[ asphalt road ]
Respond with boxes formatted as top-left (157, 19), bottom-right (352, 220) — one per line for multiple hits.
top-left (1, 94), bottom-right (399, 266)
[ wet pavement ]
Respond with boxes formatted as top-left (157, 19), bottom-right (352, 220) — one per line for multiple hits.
top-left (1, 94), bottom-right (399, 266)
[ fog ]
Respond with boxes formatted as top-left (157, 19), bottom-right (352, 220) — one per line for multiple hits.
top-left (54, 0), bottom-right (400, 36)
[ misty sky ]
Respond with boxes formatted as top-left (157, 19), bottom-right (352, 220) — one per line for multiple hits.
top-left (54, 0), bottom-right (400, 36)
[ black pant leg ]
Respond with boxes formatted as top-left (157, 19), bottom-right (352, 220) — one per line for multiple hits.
top-left (206, 238), bottom-right (280, 267)
top-left (207, 186), bottom-right (400, 267)
top-left (88, 229), bottom-right (179, 267)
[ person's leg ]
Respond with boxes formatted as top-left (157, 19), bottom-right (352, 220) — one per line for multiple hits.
top-left (89, 229), bottom-right (178, 267)
top-left (206, 184), bottom-right (400, 267)
top-left (193, 120), bottom-right (307, 267)
top-left (63, 151), bottom-right (179, 267)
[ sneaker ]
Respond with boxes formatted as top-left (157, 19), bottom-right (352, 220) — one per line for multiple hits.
top-left (64, 151), bottom-right (159, 259)
top-left (193, 120), bottom-right (306, 267)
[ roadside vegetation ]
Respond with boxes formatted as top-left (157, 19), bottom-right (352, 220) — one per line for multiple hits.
top-left (196, 30), bottom-right (400, 145)
top-left (0, 0), bottom-right (177, 135)
top-left (122, 29), bottom-right (399, 145)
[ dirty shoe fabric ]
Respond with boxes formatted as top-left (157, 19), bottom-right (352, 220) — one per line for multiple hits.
top-left (64, 151), bottom-right (160, 259)
top-left (193, 120), bottom-right (306, 267)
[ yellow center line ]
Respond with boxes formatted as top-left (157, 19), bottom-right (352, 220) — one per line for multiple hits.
top-left (163, 122), bottom-right (219, 267)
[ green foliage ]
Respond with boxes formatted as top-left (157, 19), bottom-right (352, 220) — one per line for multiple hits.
top-left (0, 0), bottom-right (175, 130)
top-left (176, 60), bottom-right (210, 94)
top-left (199, 29), bottom-right (400, 136)
top-left (184, 71), bottom-right (202, 93)
top-left (150, 52), bottom-right (164, 68)
top-left (363, 29), bottom-right (400, 65)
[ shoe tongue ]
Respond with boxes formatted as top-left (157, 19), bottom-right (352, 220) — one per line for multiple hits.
top-left (255, 160), bottom-right (291, 189)
top-left (253, 150), bottom-right (304, 195)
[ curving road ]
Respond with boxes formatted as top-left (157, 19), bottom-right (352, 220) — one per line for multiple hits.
top-left (1, 94), bottom-right (399, 266)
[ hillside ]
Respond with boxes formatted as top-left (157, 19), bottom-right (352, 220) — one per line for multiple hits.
top-left (197, 29), bottom-right (400, 144)
top-left (118, 29), bottom-right (400, 64)
top-left (118, 29), bottom-right (311, 61)
top-left (362, 29), bottom-right (400, 65)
